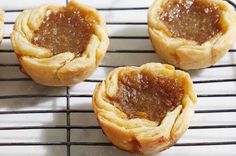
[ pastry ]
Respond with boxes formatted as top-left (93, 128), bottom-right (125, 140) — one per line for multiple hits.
top-left (0, 9), bottom-right (4, 43)
top-left (11, 0), bottom-right (109, 86)
top-left (93, 63), bottom-right (197, 154)
top-left (148, 0), bottom-right (236, 70)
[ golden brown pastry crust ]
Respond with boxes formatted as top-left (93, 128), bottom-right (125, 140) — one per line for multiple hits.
top-left (148, 0), bottom-right (236, 70)
top-left (93, 63), bottom-right (197, 154)
top-left (11, 0), bottom-right (109, 86)
top-left (0, 9), bottom-right (4, 43)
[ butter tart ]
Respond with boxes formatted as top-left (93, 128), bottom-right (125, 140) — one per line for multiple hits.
top-left (148, 0), bottom-right (236, 70)
top-left (93, 63), bottom-right (197, 154)
top-left (11, 0), bottom-right (109, 86)
top-left (0, 9), bottom-right (4, 43)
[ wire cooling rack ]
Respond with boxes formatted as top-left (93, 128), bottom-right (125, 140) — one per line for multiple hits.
top-left (0, 0), bottom-right (235, 155)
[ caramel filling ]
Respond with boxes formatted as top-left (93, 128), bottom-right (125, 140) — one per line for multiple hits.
top-left (32, 7), bottom-right (94, 56)
top-left (160, 0), bottom-right (222, 44)
top-left (110, 70), bottom-right (184, 123)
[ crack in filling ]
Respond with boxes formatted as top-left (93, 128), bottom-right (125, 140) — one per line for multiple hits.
top-left (32, 7), bottom-right (94, 56)
top-left (110, 70), bottom-right (184, 123)
top-left (159, 0), bottom-right (222, 44)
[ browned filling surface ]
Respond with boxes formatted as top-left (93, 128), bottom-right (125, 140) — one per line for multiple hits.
top-left (110, 70), bottom-right (184, 123)
top-left (159, 0), bottom-right (222, 44)
top-left (32, 7), bottom-right (94, 56)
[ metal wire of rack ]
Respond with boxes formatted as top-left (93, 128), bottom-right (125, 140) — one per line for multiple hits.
top-left (0, 0), bottom-right (236, 155)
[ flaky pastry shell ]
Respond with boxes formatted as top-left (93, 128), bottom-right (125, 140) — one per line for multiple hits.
top-left (148, 0), bottom-right (236, 70)
top-left (93, 63), bottom-right (197, 154)
top-left (11, 0), bottom-right (109, 86)
top-left (0, 9), bottom-right (4, 43)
